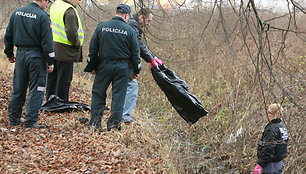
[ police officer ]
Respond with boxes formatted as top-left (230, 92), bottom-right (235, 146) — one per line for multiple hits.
top-left (122, 7), bottom-right (163, 124)
top-left (4, 0), bottom-right (55, 128)
top-left (85, 4), bottom-right (141, 132)
top-left (253, 104), bottom-right (289, 174)
top-left (46, 0), bottom-right (84, 101)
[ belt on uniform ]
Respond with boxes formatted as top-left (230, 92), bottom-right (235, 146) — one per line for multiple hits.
top-left (17, 47), bottom-right (42, 51)
top-left (102, 59), bottom-right (130, 64)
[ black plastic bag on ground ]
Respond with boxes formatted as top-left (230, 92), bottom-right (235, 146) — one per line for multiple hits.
top-left (151, 65), bottom-right (208, 124)
top-left (40, 95), bottom-right (91, 113)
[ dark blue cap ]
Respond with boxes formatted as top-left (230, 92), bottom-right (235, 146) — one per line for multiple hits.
top-left (116, 4), bottom-right (131, 15)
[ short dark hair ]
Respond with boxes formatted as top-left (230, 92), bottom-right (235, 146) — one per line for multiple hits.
top-left (137, 7), bottom-right (153, 18)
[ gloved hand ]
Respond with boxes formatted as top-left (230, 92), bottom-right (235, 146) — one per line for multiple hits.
top-left (150, 57), bottom-right (163, 69)
top-left (253, 164), bottom-right (263, 174)
top-left (154, 57), bottom-right (163, 65)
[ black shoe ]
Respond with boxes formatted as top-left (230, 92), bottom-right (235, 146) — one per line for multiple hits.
top-left (87, 125), bottom-right (103, 132)
top-left (77, 116), bottom-right (89, 124)
top-left (123, 120), bottom-right (132, 124)
top-left (10, 123), bottom-right (20, 127)
top-left (24, 123), bottom-right (49, 129)
top-left (124, 120), bottom-right (140, 126)
top-left (107, 125), bottom-right (121, 132)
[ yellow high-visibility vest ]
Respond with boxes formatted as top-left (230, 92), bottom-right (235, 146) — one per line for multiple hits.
top-left (50, 0), bottom-right (84, 46)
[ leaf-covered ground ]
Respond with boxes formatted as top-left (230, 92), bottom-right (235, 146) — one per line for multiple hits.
top-left (0, 69), bottom-right (164, 174)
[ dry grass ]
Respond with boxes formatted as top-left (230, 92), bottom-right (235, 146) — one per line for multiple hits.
top-left (1, 1), bottom-right (305, 173)
top-left (130, 8), bottom-right (306, 174)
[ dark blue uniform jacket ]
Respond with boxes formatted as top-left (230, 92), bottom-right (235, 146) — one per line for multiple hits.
top-left (86, 16), bottom-right (141, 74)
top-left (4, 2), bottom-right (55, 65)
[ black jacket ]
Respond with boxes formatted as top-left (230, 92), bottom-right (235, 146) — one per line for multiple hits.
top-left (128, 14), bottom-right (155, 63)
top-left (257, 118), bottom-right (288, 167)
top-left (86, 16), bottom-right (141, 74)
top-left (4, 2), bottom-right (55, 65)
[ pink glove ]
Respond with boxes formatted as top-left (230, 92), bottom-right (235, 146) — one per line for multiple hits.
top-left (150, 57), bottom-right (163, 69)
top-left (154, 57), bottom-right (163, 65)
top-left (150, 58), bottom-right (158, 69)
top-left (253, 164), bottom-right (262, 174)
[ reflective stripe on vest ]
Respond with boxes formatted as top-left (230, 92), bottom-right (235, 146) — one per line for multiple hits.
top-left (50, 0), bottom-right (84, 46)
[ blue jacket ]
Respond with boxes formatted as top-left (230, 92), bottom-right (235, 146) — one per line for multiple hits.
top-left (4, 2), bottom-right (55, 65)
top-left (86, 16), bottom-right (141, 74)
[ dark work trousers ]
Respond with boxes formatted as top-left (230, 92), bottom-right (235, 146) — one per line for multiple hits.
top-left (262, 160), bottom-right (284, 174)
top-left (46, 60), bottom-right (73, 101)
top-left (89, 60), bottom-right (130, 130)
top-left (8, 48), bottom-right (47, 127)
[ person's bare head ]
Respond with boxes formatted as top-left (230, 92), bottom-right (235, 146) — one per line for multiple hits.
top-left (137, 7), bottom-right (153, 28)
top-left (115, 4), bottom-right (131, 23)
top-left (34, 0), bottom-right (52, 11)
top-left (267, 103), bottom-right (284, 121)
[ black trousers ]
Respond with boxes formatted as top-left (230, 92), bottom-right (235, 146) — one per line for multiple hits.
top-left (89, 60), bottom-right (130, 130)
top-left (8, 48), bottom-right (47, 127)
top-left (46, 60), bottom-right (73, 101)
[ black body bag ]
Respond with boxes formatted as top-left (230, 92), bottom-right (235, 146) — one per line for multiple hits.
top-left (151, 65), bottom-right (208, 124)
top-left (41, 95), bottom-right (91, 113)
